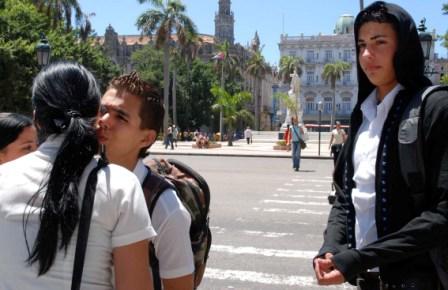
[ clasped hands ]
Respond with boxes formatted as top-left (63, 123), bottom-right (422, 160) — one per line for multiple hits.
top-left (313, 253), bottom-right (345, 285)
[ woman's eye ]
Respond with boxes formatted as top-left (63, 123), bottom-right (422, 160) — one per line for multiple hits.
top-left (99, 105), bottom-right (107, 115)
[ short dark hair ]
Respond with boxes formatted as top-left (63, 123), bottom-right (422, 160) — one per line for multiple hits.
top-left (107, 72), bottom-right (164, 157)
top-left (0, 112), bottom-right (33, 151)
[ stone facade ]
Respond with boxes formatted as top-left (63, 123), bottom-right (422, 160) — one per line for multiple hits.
top-left (278, 14), bottom-right (358, 126)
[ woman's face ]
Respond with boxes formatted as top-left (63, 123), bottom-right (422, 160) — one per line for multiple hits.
top-left (0, 126), bottom-right (38, 164)
top-left (358, 21), bottom-right (398, 97)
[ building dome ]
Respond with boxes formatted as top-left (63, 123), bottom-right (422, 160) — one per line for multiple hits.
top-left (334, 14), bottom-right (354, 35)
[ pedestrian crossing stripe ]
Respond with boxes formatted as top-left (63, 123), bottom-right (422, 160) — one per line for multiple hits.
top-left (211, 244), bottom-right (317, 259)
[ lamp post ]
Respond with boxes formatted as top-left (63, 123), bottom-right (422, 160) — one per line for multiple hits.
top-left (318, 101), bottom-right (323, 156)
top-left (417, 18), bottom-right (437, 77)
top-left (36, 33), bottom-right (51, 67)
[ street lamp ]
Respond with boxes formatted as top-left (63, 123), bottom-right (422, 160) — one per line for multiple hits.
top-left (36, 33), bottom-right (51, 67)
top-left (317, 101), bottom-right (323, 156)
top-left (417, 18), bottom-right (437, 76)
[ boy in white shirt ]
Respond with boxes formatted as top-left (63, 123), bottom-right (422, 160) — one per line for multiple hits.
top-left (97, 72), bottom-right (194, 290)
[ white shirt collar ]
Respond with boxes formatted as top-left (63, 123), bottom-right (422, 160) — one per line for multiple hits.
top-left (133, 159), bottom-right (148, 184)
top-left (360, 83), bottom-right (403, 122)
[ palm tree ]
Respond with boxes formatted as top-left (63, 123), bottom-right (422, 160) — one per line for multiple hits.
top-left (278, 55), bottom-right (304, 84)
top-left (78, 12), bottom-right (95, 42)
top-left (136, 0), bottom-right (198, 135)
top-left (213, 40), bottom-right (237, 139)
top-left (210, 85), bottom-right (253, 146)
top-left (32, 0), bottom-right (82, 31)
top-left (246, 50), bottom-right (270, 130)
top-left (321, 61), bottom-right (351, 130)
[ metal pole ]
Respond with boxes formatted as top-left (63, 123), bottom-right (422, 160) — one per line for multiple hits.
top-left (220, 63), bottom-right (224, 141)
top-left (318, 110), bottom-right (321, 156)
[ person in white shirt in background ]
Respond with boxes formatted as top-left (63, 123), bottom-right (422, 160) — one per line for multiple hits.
top-left (244, 126), bottom-right (253, 144)
top-left (328, 121), bottom-right (347, 165)
top-left (97, 71), bottom-right (194, 290)
top-left (0, 62), bottom-right (155, 290)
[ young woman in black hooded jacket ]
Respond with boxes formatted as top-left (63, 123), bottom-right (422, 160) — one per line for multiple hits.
top-left (314, 2), bottom-right (448, 289)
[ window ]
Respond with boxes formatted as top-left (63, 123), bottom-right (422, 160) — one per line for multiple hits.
top-left (342, 97), bottom-right (352, 113)
top-left (305, 97), bottom-right (315, 113)
top-left (325, 50), bottom-right (333, 62)
top-left (306, 71), bottom-right (314, 84)
top-left (306, 50), bottom-right (314, 62)
top-left (289, 50), bottom-right (297, 57)
top-left (343, 50), bottom-right (351, 61)
top-left (343, 71), bottom-right (351, 84)
top-left (324, 96), bottom-right (333, 113)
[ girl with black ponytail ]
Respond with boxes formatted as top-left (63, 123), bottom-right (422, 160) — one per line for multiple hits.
top-left (0, 62), bottom-right (155, 290)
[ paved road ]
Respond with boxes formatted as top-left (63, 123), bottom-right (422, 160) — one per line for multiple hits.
top-left (151, 154), bottom-right (356, 290)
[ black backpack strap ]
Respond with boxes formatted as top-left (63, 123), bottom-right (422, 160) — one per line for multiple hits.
top-left (141, 167), bottom-right (175, 290)
top-left (398, 85), bottom-right (447, 207)
top-left (71, 157), bottom-right (108, 290)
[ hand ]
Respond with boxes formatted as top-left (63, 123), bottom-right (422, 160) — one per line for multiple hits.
top-left (314, 253), bottom-right (345, 285)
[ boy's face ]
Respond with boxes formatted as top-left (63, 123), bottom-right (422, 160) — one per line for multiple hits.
top-left (358, 21), bottom-right (398, 96)
top-left (97, 88), bottom-right (154, 170)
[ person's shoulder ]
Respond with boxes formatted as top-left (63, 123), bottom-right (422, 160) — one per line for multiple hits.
top-left (153, 187), bottom-right (189, 218)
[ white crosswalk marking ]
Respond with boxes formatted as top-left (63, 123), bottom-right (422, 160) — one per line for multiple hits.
top-left (211, 244), bottom-right (317, 259)
top-left (254, 207), bottom-right (328, 215)
top-left (262, 199), bottom-right (329, 206)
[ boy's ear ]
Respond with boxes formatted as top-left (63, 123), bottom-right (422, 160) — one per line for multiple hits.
top-left (140, 129), bottom-right (157, 148)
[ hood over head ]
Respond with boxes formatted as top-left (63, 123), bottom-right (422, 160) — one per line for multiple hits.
top-left (353, 1), bottom-right (431, 105)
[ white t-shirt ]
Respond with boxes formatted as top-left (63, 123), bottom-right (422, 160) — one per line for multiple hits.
top-left (134, 160), bottom-right (194, 279)
top-left (0, 135), bottom-right (156, 290)
top-left (352, 84), bottom-right (403, 250)
top-left (331, 128), bottom-right (346, 145)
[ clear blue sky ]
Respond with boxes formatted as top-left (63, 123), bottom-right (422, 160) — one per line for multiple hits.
top-left (78, 0), bottom-right (448, 65)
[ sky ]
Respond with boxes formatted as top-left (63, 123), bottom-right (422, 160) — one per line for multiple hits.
top-left (78, 0), bottom-right (448, 65)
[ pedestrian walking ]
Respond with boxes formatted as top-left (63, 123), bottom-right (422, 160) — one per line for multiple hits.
top-left (165, 125), bottom-right (174, 150)
top-left (288, 117), bottom-right (304, 171)
top-left (244, 126), bottom-right (253, 144)
top-left (314, 2), bottom-right (448, 289)
top-left (172, 124), bottom-right (179, 147)
top-left (328, 121), bottom-right (347, 166)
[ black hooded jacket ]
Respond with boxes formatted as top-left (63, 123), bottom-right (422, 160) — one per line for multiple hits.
top-left (318, 1), bottom-right (448, 283)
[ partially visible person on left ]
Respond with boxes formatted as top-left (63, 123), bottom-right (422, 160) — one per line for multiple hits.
top-left (0, 112), bottom-right (37, 164)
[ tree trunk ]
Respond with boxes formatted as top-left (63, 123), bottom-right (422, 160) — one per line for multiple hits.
top-left (163, 43), bottom-right (170, 135)
top-left (172, 67), bottom-right (177, 126)
top-left (255, 77), bottom-right (260, 130)
top-left (219, 63), bottom-right (224, 141)
top-left (330, 83), bottom-right (336, 131)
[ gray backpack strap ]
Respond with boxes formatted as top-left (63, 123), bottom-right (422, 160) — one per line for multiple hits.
top-left (398, 85), bottom-right (446, 208)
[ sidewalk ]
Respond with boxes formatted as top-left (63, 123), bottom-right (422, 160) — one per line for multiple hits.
top-left (150, 132), bottom-right (333, 159)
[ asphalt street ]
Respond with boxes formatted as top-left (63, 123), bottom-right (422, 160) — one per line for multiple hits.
top-left (150, 154), bottom-right (356, 290)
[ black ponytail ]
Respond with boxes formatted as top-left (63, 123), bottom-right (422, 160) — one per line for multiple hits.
top-left (24, 62), bottom-right (103, 275)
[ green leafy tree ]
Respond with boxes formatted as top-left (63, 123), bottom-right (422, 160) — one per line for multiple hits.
top-left (0, 0), bottom-right (119, 113)
top-left (210, 85), bottom-right (253, 146)
top-left (442, 3), bottom-right (448, 50)
top-left (441, 74), bottom-right (448, 85)
top-left (246, 50), bottom-right (270, 130)
top-left (0, 0), bottom-right (48, 113)
top-left (136, 0), bottom-right (198, 135)
top-left (279, 55), bottom-right (305, 83)
top-left (321, 60), bottom-right (351, 129)
top-left (274, 92), bottom-right (299, 119)
top-left (131, 44), bottom-right (164, 86)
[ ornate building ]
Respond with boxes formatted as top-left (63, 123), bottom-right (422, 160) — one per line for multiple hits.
top-left (215, 0), bottom-right (234, 45)
top-left (278, 14), bottom-right (358, 126)
top-left (96, 0), bottom-right (276, 130)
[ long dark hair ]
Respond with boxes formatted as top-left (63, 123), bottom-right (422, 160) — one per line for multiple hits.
top-left (0, 112), bottom-right (33, 150)
top-left (24, 62), bottom-right (103, 275)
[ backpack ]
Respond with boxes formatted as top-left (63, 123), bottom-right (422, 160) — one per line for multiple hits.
top-left (398, 85), bottom-right (448, 288)
top-left (142, 158), bottom-right (212, 290)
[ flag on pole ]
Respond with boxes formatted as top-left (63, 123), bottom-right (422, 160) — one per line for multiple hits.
top-left (211, 51), bottom-right (225, 60)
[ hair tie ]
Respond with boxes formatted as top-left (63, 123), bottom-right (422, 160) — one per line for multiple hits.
top-left (65, 110), bottom-right (81, 119)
